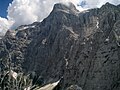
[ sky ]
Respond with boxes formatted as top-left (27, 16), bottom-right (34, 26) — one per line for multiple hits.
top-left (0, 0), bottom-right (120, 36)
top-left (0, 0), bottom-right (13, 18)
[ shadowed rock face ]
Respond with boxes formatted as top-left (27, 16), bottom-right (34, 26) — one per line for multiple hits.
top-left (1, 2), bottom-right (120, 90)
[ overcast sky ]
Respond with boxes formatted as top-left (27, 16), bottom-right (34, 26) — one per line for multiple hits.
top-left (0, 0), bottom-right (120, 35)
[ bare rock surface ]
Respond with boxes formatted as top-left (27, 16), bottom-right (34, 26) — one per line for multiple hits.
top-left (0, 2), bottom-right (120, 90)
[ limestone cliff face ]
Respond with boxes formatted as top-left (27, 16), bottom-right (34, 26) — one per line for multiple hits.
top-left (0, 2), bottom-right (120, 90)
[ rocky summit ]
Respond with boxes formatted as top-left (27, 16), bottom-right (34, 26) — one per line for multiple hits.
top-left (0, 2), bottom-right (120, 90)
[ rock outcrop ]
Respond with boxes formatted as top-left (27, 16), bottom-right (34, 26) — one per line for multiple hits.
top-left (0, 2), bottom-right (120, 90)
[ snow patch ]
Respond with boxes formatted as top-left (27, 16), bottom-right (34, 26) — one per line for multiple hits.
top-left (24, 87), bottom-right (30, 90)
top-left (18, 26), bottom-right (29, 30)
top-left (86, 38), bottom-right (89, 41)
top-left (81, 42), bottom-right (86, 45)
top-left (10, 70), bottom-right (18, 79)
top-left (63, 26), bottom-right (79, 40)
top-left (18, 25), bottom-right (36, 30)
top-left (38, 80), bottom-right (60, 90)
top-left (90, 41), bottom-right (92, 44)
top-left (0, 36), bottom-right (2, 39)
top-left (96, 21), bottom-right (99, 29)
top-left (29, 25), bottom-right (35, 28)
top-left (81, 10), bottom-right (89, 13)
top-left (69, 29), bottom-right (79, 40)
top-left (105, 37), bottom-right (110, 42)
top-left (42, 38), bottom-right (47, 45)
top-left (64, 57), bottom-right (68, 67)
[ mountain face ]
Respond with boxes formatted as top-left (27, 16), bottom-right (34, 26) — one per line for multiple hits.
top-left (1, 2), bottom-right (120, 90)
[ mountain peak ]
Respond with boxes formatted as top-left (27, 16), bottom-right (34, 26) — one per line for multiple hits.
top-left (53, 2), bottom-right (78, 12)
top-left (54, 2), bottom-right (75, 10)
top-left (101, 2), bottom-right (118, 10)
top-left (105, 2), bottom-right (112, 6)
top-left (117, 4), bottom-right (120, 7)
